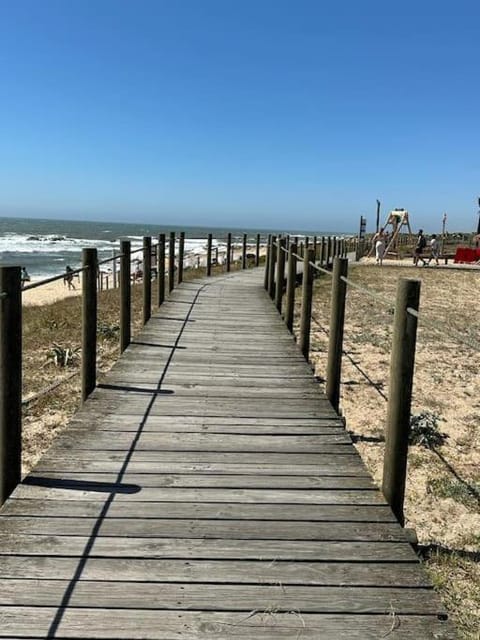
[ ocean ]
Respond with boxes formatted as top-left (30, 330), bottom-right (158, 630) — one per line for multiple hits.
top-left (0, 216), bottom-right (346, 279)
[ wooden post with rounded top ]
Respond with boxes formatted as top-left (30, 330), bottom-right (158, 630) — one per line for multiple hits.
top-left (263, 234), bottom-right (271, 289)
top-left (226, 233), bottom-right (232, 272)
top-left (120, 240), bottom-right (131, 352)
top-left (157, 234), bottom-right (165, 307)
top-left (168, 232), bottom-right (175, 292)
top-left (326, 257), bottom-right (348, 412)
top-left (207, 234), bottom-right (212, 276)
top-left (82, 248), bottom-right (98, 402)
top-left (299, 248), bottom-right (315, 360)
top-left (0, 267), bottom-right (22, 505)
top-left (275, 237), bottom-right (286, 313)
top-left (178, 232), bottom-right (185, 284)
top-left (267, 235), bottom-right (277, 299)
top-left (382, 278), bottom-right (421, 526)
top-left (242, 234), bottom-right (247, 269)
top-left (255, 233), bottom-right (260, 266)
top-left (285, 242), bottom-right (297, 332)
top-left (142, 237), bottom-right (152, 325)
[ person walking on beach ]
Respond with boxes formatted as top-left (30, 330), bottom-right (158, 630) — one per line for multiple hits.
top-left (372, 227), bottom-right (386, 266)
top-left (413, 229), bottom-right (427, 266)
top-left (64, 265), bottom-right (75, 290)
top-left (427, 234), bottom-right (440, 266)
top-left (21, 267), bottom-right (30, 288)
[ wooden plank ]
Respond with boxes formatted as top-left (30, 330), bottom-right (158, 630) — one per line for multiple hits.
top-left (54, 433), bottom-right (352, 452)
top-left (0, 517), bottom-right (407, 541)
top-left (33, 460), bottom-right (369, 476)
top-left (0, 608), bottom-right (455, 639)
top-left (0, 580), bottom-right (444, 614)
top-left (0, 557), bottom-right (426, 585)
top-left (2, 500), bottom-right (396, 521)
top-left (26, 473), bottom-right (375, 489)
top-left (0, 535), bottom-right (418, 560)
top-left (13, 485), bottom-right (387, 505)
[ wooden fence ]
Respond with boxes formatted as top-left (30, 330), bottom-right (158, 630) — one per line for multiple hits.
top-left (264, 235), bottom-right (421, 527)
top-left (0, 230), bottom-right (269, 505)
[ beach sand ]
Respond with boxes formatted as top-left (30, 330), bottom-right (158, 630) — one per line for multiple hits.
top-left (22, 279), bottom-right (82, 306)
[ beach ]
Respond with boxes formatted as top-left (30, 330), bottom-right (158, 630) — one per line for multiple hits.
top-left (22, 278), bottom-right (82, 306)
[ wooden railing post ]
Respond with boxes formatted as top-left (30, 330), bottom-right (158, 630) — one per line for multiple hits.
top-left (226, 233), bottom-right (232, 272)
top-left (169, 231), bottom-right (175, 293)
top-left (82, 248), bottom-right (97, 402)
top-left (313, 236), bottom-right (317, 259)
top-left (242, 234), bottom-right (247, 269)
top-left (382, 278), bottom-right (421, 526)
top-left (326, 237), bottom-right (332, 266)
top-left (157, 234), bottom-right (165, 307)
top-left (267, 235), bottom-right (277, 299)
top-left (142, 236), bottom-right (152, 325)
top-left (320, 237), bottom-right (326, 266)
top-left (178, 232), bottom-right (185, 284)
top-left (285, 242), bottom-right (297, 332)
top-left (112, 250), bottom-right (117, 289)
top-left (325, 257), bottom-right (348, 413)
top-left (207, 233), bottom-right (212, 276)
top-left (275, 237), bottom-right (286, 313)
top-left (299, 248), bottom-right (315, 360)
top-left (263, 235), bottom-right (271, 290)
top-left (255, 233), bottom-right (260, 266)
top-left (0, 267), bottom-right (22, 504)
top-left (120, 240), bottom-right (131, 353)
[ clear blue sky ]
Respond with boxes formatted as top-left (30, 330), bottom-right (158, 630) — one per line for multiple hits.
top-left (0, 0), bottom-right (479, 232)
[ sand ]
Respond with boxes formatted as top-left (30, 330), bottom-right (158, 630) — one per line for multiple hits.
top-left (22, 278), bottom-right (82, 306)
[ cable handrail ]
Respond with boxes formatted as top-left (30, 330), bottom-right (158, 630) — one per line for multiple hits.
top-left (310, 314), bottom-right (388, 402)
top-left (309, 261), bottom-right (332, 277)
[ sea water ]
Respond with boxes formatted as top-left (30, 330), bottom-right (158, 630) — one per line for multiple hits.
top-left (0, 216), bottom-right (344, 279)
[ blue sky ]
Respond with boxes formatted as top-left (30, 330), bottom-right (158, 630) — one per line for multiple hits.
top-left (0, 0), bottom-right (479, 232)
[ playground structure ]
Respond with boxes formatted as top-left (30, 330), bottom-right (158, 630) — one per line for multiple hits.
top-left (383, 208), bottom-right (413, 256)
top-left (365, 208), bottom-right (413, 259)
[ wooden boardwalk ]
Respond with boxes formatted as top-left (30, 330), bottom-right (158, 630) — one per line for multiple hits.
top-left (0, 268), bottom-right (454, 638)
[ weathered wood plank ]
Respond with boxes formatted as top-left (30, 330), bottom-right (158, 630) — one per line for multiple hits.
top-left (26, 473), bottom-right (375, 489)
top-left (0, 517), bottom-right (407, 541)
top-left (13, 485), bottom-right (387, 505)
top-left (2, 500), bottom-right (396, 521)
top-left (0, 557), bottom-right (426, 585)
top-left (0, 535), bottom-right (418, 560)
top-left (54, 433), bottom-right (352, 452)
top-left (0, 608), bottom-right (454, 639)
top-left (0, 580), bottom-right (444, 614)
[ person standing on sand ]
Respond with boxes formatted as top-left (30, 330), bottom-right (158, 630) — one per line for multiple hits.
top-left (427, 234), bottom-right (440, 266)
top-left (21, 267), bottom-right (30, 288)
top-left (372, 227), bottom-right (386, 266)
top-left (64, 265), bottom-right (75, 290)
top-left (413, 229), bottom-right (427, 266)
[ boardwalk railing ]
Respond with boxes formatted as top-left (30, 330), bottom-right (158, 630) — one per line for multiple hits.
top-left (0, 230), bottom-right (265, 505)
top-left (264, 236), bottom-right (420, 526)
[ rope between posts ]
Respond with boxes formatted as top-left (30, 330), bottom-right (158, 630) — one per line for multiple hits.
top-left (309, 261), bottom-right (332, 277)
top-left (406, 306), bottom-right (480, 353)
top-left (340, 275), bottom-right (393, 309)
top-left (310, 315), bottom-right (389, 402)
top-left (22, 371), bottom-right (79, 407)
top-left (22, 266), bottom-right (86, 292)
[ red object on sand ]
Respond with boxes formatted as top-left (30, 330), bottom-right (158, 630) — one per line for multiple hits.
top-left (454, 247), bottom-right (477, 263)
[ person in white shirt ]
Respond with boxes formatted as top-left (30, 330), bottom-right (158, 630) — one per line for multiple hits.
top-left (427, 234), bottom-right (440, 266)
